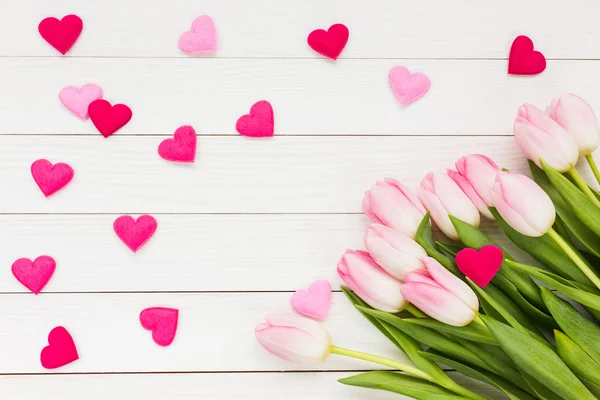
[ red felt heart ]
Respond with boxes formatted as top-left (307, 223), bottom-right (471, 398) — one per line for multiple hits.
top-left (140, 307), bottom-right (179, 347)
top-left (113, 215), bottom-right (158, 252)
top-left (236, 100), bottom-right (274, 138)
top-left (31, 159), bottom-right (74, 197)
top-left (456, 245), bottom-right (503, 288)
top-left (307, 24), bottom-right (349, 60)
top-left (158, 125), bottom-right (197, 163)
top-left (88, 99), bottom-right (132, 138)
top-left (12, 256), bottom-right (56, 295)
top-left (40, 326), bottom-right (79, 369)
top-left (508, 35), bottom-right (546, 75)
top-left (38, 15), bottom-right (83, 55)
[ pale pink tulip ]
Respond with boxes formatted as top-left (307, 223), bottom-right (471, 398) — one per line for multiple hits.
top-left (547, 94), bottom-right (600, 155)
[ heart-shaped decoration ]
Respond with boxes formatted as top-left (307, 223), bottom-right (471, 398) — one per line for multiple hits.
top-left (158, 125), bottom-right (197, 163)
top-left (389, 66), bottom-right (431, 106)
top-left (88, 99), bottom-right (132, 138)
top-left (31, 159), bottom-right (74, 197)
top-left (236, 101), bottom-right (274, 138)
top-left (113, 215), bottom-right (158, 252)
top-left (307, 24), bottom-right (349, 60)
top-left (40, 326), bottom-right (79, 369)
top-left (508, 35), bottom-right (546, 75)
top-left (59, 84), bottom-right (103, 119)
top-left (291, 280), bottom-right (332, 320)
top-left (456, 245), bottom-right (503, 288)
top-left (38, 15), bottom-right (83, 55)
top-left (178, 15), bottom-right (218, 54)
top-left (139, 307), bottom-right (179, 346)
top-left (12, 256), bottom-right (56, 295)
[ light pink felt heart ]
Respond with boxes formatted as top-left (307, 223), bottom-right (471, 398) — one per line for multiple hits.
top-left (291, 280), bottom-right (332, 320)
top-left (31, 159), bottom-right (74, 197)
top-left (388, 66), bottom-right (431, 106)
top-left (236, 100), bottom-right (274, 138)
top-left (456, 245), bottom-right (504, 288)
top-left (40, 326), bottom-right (79, 369)
top-left (158, 125), bottom-right (197, 163)
top-left (59, 84), bottom-right (103, 119)
top-left (12, 256), bottom-right (56, 295)
top-left (178, 15), bottom-right (218, 54)
top-left (140, 307), bottom-right (179, 346)
top-left (113, 215), bottom-right (158, 253)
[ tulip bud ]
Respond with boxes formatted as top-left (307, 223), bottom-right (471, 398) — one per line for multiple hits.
top-left (255, 314), bottom-right (332, 365)
top-left (337, 249), bottom-right (406, 312)
top-left (418, 172), bottom-right (480, 240)
top-left (491, 171), bottom-right (556, 237)
top-left (400, 257), bottom-right (479, 327)
top-left (514, 103), bottom-right (579, 172)
top-left (547, 94), bottom-right (600, 155)
top-left (362, 178), bottom-right (426, 239)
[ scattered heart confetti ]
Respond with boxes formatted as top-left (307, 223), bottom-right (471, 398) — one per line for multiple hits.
top-left (508, 35), bottom-right (546, 75)
top-left (178, 15), bottom-right (218, 54)
top-left (140, 307), bottom-right (179, 346)
top-left (236, 101), bottom-right (274, 138)
top-left (158, 125), bottom-right (197, 163)
top-left (389, 66), bottom-right (431, 106)
top-left (59, 84), bottom-right (103, 119)
top-left (40, 326), bottom-right (79, 369)
top-left (291, 280), bottom-right (332, 320)
top-left (88, 99), bottom-right (133, 138)
top-left (307, 23), bottom-right (349, 60)
top-left (113, 215), bottom-right (158, 252)
top-left (38, 15), bottom-right (83, 55)
top-left (31, 159), bottom-right (74, 197)
top-left (456, 245), bottom-right (504, 288)
top-left (12, 256), bottom-right (56, 295)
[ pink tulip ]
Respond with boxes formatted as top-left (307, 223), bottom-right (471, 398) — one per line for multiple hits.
top-left (547, 94), bottom-right (600, 155)
top-left (362, 178), bottom-right (426, 239)
top-left (491, 171), bottom-right (556, 237)
top-left (418, 172), bottom-right (480, 240)
top-left (401, 257), bottom-right (479, 327)
top-left (337, 249), bottom-right (406, 312)
top-left (364, 224), bottom-right (427, 280)
top-left (255, 314), bottom-right (331, 365)
top-left (514, 103), bottom-right (579, 172)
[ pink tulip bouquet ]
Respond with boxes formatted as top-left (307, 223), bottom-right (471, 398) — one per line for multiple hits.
top-left (256, 94), bottom-right (600, 400)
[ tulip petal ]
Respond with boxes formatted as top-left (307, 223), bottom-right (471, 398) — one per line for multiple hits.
top-left (362, 191), bottom-right (384, 225)
top-left (551, 94), bottom-right (600, 155)
top-left (455, 154), bottom-right (500, 206)
top-left (448, 169), bottom-right (494, 219)
top-left (418, 174), bottom-right (459, 240)
top-left (433, 173), bottom-right (480, 228)
top-left (424, 257), bottom-right (479, 311)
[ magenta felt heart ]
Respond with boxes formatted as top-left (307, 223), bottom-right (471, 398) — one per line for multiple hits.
top-left (456, 245), bottom-right (503, 288)
top-left (113, 215), bottom-right (157, 252)
top-left (31, 159), bottom-right (74, 197)
top-left (508, 35), bottom-right (546, 75)
top-left (236, 100), bottom-right (274, 138)
top-left (40, 326), bottom-right (79, 369)
top-left (291, 280), bottom-right (332, 320)
top-left (158, 125), bottom-right (197, 163)
top-left (12, 256), bottom-right (56, 294)
top-left (307, 24), bottom-right (349, 60)
top-left (140, 307), bottom-right (179, 346)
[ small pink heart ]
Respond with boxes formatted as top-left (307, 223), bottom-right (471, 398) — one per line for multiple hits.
top-left (158, 125), bottom-right (197, 163)
top-left (59, 84), bottom-right (103, 119)
top-left (113, 215), bottom-right (158, 252)
top-left (31, 159), bottom-right (74, 197)
top-left (291, 280), bottom-right (332, 320)
top-left (178, 15), bottom-right (217, 54)
top-left (456, 245), bottom-right (504, 288)
top-left (236, 100), bottom-right (274, 138)
top-left (388, 66), bottom-right (431, 106)
top-left (12, 256), bottom-right (56, 294)
top-left (40, 326), bottom-right (79, 369)
top-left (140, 307), bottom-right (179, 346)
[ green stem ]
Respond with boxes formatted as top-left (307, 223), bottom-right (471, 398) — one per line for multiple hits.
top-left (472, 314), bottom-right (486, 328)
top-left (548, 227), bottom-right (600, 290)
top-left (586, 154), bottom-right (600, 186)
top-left (567, 167), bottom-right (600, 208)
top-left (405, 303), bottom-right (428, 318)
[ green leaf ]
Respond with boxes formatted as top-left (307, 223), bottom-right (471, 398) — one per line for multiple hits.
top-left (415, 213), bottom-right (461, 275)
top-left (580, 377), bottom-right (600, 398)
top-left (517, 367), bottom-right (564, 400)
top-left (481, 282), bottom-right (541, 333)
top-left (403, 318), bottom-right (497, 345)
top-left (436, 241), bottom-right (465, 258)
top-left (493, 275), bottom-right (556, 327)
top-left (555, 330), bottom-right (600, 388)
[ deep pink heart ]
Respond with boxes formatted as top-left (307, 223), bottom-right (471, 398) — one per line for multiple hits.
top-left (140, 307), bottom-right (179, 346)
top-left (456, 245), bottom-right (503, 288)
top-left (40, 326), bottom-right (79, 369)
top-left (291, 280), bottom-right (332, 320)
top-left (12, 256), bottom-right (56, 294)
top-left (158, 125), bottom-right (197, 163)
top-left (113, 215), bottom-right (158, 252)
top-left (236, 100), bottom-right (274, 138)
top-left (31, 159), bottom-right (74, 197)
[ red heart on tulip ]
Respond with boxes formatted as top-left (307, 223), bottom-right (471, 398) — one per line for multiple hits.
top-left (236, 101), bottom-right (274, 138)
top-left (88, 99), bottom-right (132, 138)
top-left (40, 326), bottom-right (79, 369)
top-left (456, 245), bottom-right (503, 288)
top-left (307, 24), bottom-right (349, 60)
top-left (31, 159), bottom-right (74, 197)
top-left (38, 15), bottom-right (83, 55)
top-left (113, 215), bottom-right (158, 252)
top-left (158, 125), bottom-right (197, 163)
top-left (508, 35), bottom-right (546, 75)
top-left (12, 256), bottom-right (56, 294)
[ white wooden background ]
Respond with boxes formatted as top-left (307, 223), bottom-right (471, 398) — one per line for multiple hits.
top-left (0, 0), bottom-right (599, 398)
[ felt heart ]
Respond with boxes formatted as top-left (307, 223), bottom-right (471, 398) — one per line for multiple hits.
top-left (158, 125), bottom-right (197, 163)
top-left (291, 280), bottom-right (332, 320)
top-left (113, 215), bottom-right (157, 252)
top-left (31, 159), bottom-right (74, 197)
top-left (456, 245), bottom-right (504, 288)
top-left (307, 24), bottom-right (349, 60)
top-left (236, 101), bottom-right (274, 138)
top-left (139, 307), bottom-right (179, 346)
top-left (40, 326), bottom-right (79, 369)
top-left (59, 84), bottom-right (103, 119)
top-left (88, 99), bottom-right (132, 138)
top-left (38, 15), bottom-right (83, 55)
top-left (178, 15), bottom-right (218, 54)
top-left (388, 66), bottom-right (431, 106)
top-left (12, 256), bottom-right (56, 295)
top-left (508, 35), bottom-right (546, 75)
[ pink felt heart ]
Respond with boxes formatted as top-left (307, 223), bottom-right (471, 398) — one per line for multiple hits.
top-left (38, 15), bottom-right (83, 55)
top-left (31, 159), bottom-right (74, 197)
top-left (40, 326), bottom-right (79, 369)
top-left (389, 66), bottom-right (431, 106)
top-left (508, 35), bottom-right (546, 75)
top-left (12, 256), bottom-right (56, 295)
top-left (291, 280), bottom-right (332, 320)
top-left (113, 215), bottom-right (158, 253)
top-left (140, 307), bottom-right (179, 346)
top-left (456, 245), bottom-right (503, 288)
top-left (59, 84), bottom-right (103, 119)
top-left (158, 125), bottom-right (197, 163)
top-left (236, 100), bottom-right (274, 138)
top-left (307, 24), bottom-right (349, 60)
top-left (88, 99), bottom-right (133, 138)
top-left (178, 15), bottom-right (218, 54)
